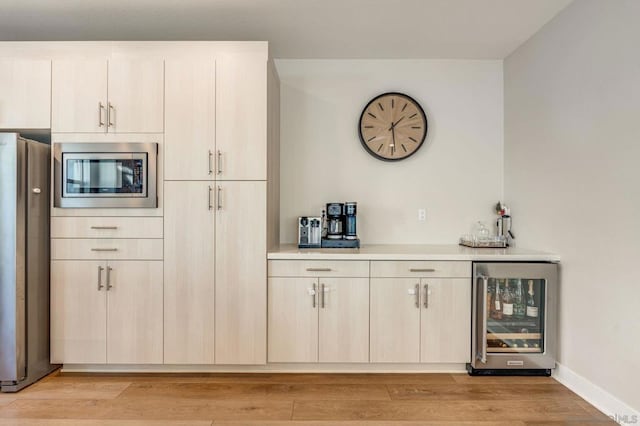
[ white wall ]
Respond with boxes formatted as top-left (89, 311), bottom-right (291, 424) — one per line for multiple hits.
top-left (505, 0), bottom-right (640, 414)
top-left (276, 59), bottom-right (503, 244)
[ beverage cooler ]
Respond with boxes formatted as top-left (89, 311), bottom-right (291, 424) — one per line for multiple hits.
top-left (469, 262), bottom-right (558, 376)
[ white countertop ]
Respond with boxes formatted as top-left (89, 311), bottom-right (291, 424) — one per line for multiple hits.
top-left (268, 244), bottom-right (560, 262)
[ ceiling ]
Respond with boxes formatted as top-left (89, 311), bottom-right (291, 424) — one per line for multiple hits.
top-left (0, 0), bottom-right (573, 59)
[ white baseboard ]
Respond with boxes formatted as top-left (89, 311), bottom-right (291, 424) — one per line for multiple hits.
top-left (553, 363), bottom-right (639, 425)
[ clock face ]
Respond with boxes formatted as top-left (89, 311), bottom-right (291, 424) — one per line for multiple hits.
top-left (358, 92), bottom-right (428, 161)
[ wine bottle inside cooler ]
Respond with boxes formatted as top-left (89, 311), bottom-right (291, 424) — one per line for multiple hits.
top-left (502, 280), bottom-right (514, 318)
top-left (513, 279), bottom-right (526, 319)
top-left (526, 280), bottom-right (539, 318)
top-left (490, 280), bottom-right (503, 320)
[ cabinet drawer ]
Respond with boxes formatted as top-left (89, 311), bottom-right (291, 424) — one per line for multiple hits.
top-left (268, 260), bottom-right (369, 278)
top-left (51, 217), bottom-right (163, 239)
top-left (51, 239), bottom-right (163, 260)
top-left (370, 261), bottom-right (470, 278)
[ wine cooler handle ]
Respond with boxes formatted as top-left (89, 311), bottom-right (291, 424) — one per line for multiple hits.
top-left (480, 276), bottom-right (488, 364)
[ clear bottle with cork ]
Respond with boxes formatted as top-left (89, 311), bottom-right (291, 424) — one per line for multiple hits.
top-left (490, 279), bottom-right (503, 320)
top-left (526, 280), bottom-right (539, 318)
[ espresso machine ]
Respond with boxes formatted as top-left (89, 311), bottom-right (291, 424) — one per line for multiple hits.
top-left (297, 216), bottom-right (322, 248)
top-left (320, 202), bottom-right (360, 248)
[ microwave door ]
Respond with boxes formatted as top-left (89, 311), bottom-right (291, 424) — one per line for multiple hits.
top-left (53, 142), bottom-right (157, 208)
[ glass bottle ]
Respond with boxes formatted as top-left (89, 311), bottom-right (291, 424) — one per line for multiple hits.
top-left (490, 279), bottom-right (503, 320)
top-left (502, 280), bottom-right (514, 318)
top-left (526, 280), bottom-right (539, 318)
top-left (486, 281), bottom-right (494, 320)
top-left (513, 279), bottom-right (526, 319)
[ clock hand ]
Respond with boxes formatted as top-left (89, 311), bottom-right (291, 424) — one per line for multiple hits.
top-left (391, 126), bottom-right (396, 147)
top-left (388, 116), bottom-right (406, 131)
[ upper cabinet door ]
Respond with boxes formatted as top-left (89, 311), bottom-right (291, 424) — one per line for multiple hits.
top-left (216, 55), bottom-right (267, 180)
top-left (107, 59), bottom-right (164, 133)
top-left (0, 59), bottom-right (51, 129)
top-left (52, 59), bottom-right (107, 133)
top-left (164, 59), bottom-right (216, 180)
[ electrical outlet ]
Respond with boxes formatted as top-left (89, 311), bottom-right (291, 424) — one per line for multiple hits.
top-left (418, 208), bottom-right (427, 222)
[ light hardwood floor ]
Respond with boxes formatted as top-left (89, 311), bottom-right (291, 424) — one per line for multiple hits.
top-left (0, 371), bottom-right (615, 425)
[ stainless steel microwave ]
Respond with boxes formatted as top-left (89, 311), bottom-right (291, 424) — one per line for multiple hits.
top-left (53, 143), bottom-right (158, 208)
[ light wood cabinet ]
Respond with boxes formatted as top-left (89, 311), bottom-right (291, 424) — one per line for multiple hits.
top-left (51, 59), bottom-right (163, 133)
top-left (164, 181), bottom-right (267, 365)
top-left (268, 275), bottom-right (369, 363)
top-left (216, 55), bottom-right (267, 180)
top-left (164, 55), bottom-right (267, 180)
top-left (370, 278), bottom-right (421, 363)
top-left (420, 278), bottom-right (470, 363)
top-left (164, 181), bottom-right (215, 364)
top-left (215, 181), bottom-right (267, 364)
top-left (51, 260), bottom-right (107, 364)
top-left (318, 277), bottom-right (369, 363)
top-left (370, 274), bottom-right (471, 364)
top-left (268, 277), bottom-right (319, 363)
top-left (106, 261), bottom-right (163, 364)
top-left (50, 260), bottom-right (163, 364)
top-left (164, 59), bottom-right (216, 180)
top-left (0, 59), bottom-right (51, 129)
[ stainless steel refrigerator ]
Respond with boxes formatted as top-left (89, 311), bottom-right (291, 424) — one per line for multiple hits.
top-left (469, 262), bottom-right (558, 375)
top-left (0, 133), bottom-right (58, 392)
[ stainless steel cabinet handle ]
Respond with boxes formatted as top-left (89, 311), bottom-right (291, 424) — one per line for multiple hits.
top-left (424, 283), bottom-right (429, 308)
top-left (97, 266), bottom-right (104, 290)
top-left (312, 283), bottom-right (317, 308)
top-left (98, 102), bottom-right (105, 127)
top-left (414, 283), bottom-right (420, 308)
top-left (90, 226), bottom-right (118, 230)
top-left (208, 185), bottom-right (213, 210)
top-left (108, 103), bottom-right (115, 127)
top-left (91, 248), bottom-right (118, 252)
top-left (410, 268), bottom-right (436, 273)
top-left (480, 276), bottom-right (488, 363)
top-left (306, 268), bottom-right (331, 272)
top-left (216, 150), bottom-right (223, 175)
top-left (321, 284), bottom-right (326, 308)
top-left (106, 266), bottom-right (113, 290)
top-left (216, 186), bottom-right (222, 210)
top-left (208, 150), bottom-right (213, 175)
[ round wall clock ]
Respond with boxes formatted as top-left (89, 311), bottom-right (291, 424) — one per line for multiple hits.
top-left (358, 92), bottom-right (428, 161)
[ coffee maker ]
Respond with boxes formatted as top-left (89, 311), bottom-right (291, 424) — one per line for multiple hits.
top-left (321, 202), bottom-right (360, 248)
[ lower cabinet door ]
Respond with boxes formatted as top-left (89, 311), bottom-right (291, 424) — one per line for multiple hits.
top-left (164, 181), bottom-right (215, 364)
top-left (370, 278), bottom-right (421, 363)
top-left (106, 261), bottom-right (163, 364)
top-left (268, 277), bottom-right (319, 363)
top-left (420, 278), bottom-right (471, 363)
top-left (51, 260), bottom-right (107, 364)
top-left (319, 277), bottom-right (369, 363)
top-left (215, 181), bottom-right (267, 364)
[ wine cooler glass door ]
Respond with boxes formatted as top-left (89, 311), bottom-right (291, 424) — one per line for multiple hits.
top-left (473, 262), bottom-right (557, 370)
top-left (486, 277), bottom-right (545, 354)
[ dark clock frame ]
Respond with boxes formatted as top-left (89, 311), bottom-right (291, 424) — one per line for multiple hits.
top-left (357, 91), bottom-right (428, 162)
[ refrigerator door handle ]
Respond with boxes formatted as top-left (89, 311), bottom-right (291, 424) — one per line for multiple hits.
top-left (479, 275), bottom-right (488, 364)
